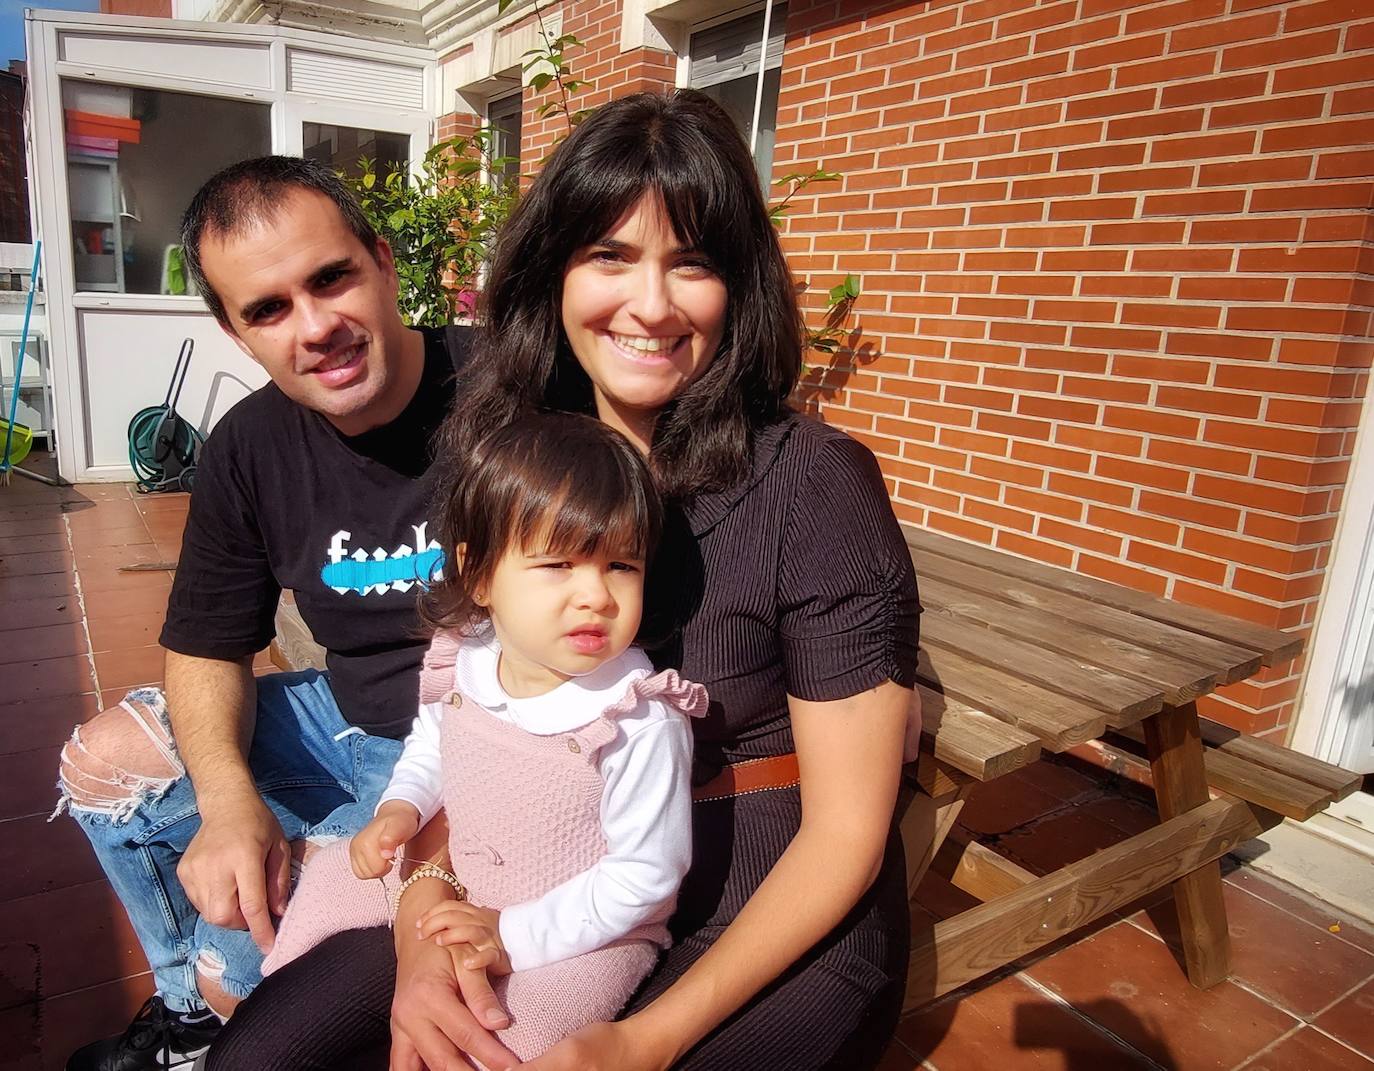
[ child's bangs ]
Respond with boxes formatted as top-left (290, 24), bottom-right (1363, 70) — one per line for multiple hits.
top-left (516, 476), bottom-right (652, 563)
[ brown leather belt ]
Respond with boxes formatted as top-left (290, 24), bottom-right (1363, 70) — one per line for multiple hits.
top-left (692, 754), bottom-right (800, 803)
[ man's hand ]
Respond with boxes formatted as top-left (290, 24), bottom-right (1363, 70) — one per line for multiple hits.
top-left (390, 930), bottom-right (517, 1071)
top-left (417, 902), bottom-right (511, 975)
top-left (351, 801), bottom-right (422, 879)
top-left (177, 791), bottom-right (289, 954)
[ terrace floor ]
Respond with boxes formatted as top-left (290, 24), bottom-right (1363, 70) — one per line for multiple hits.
top-left (2, 471), bottom-right (1373, 1070)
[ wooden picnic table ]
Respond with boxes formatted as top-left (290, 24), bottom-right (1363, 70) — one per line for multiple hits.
top-left (898, 526), bottom-right (1361, 1010)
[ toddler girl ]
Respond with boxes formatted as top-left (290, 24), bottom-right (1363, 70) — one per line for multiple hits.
top-left (262, 412), bottom-right (705, 1061)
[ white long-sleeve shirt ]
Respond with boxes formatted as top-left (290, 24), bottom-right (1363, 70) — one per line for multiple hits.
top-left (378, 633), bottom-right (696, 972)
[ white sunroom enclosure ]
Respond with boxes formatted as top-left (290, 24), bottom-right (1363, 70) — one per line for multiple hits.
top-left (24, 9), bottom-right (436, 482)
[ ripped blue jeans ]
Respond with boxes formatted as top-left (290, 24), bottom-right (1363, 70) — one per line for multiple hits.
top-left (57, 671), bottom-right (402, 1015)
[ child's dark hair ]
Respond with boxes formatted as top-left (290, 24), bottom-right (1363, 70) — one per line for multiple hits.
top-left (422, 412), bottom-right (663, 633)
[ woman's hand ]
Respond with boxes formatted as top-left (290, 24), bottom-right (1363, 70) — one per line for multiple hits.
top-left (517, 1018), bottom-right (672, 1071)
top-left (390, 933), bottom-right (518, 1071)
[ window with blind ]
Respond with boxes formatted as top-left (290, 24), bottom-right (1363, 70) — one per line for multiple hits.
top-left (688, 4), bottom-right (788, 190)
top-left (487, 91), bottom-right (523, 189)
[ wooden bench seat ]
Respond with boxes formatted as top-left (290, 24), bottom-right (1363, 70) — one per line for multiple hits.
top-left (1106, 719), bottom-right (1361, 822)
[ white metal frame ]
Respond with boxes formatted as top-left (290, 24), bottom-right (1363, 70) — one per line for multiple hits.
top-left (25, 10), bottom-right (436, 481)
top-left (1293, 363), bottom-right (1374, 777)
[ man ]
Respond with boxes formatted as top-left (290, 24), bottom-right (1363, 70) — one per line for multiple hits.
top-left (56, 157), bottom-right (500, 1070)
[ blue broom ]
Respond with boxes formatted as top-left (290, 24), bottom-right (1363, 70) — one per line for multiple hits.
top-left (1, 241), bottom-right (56, 486)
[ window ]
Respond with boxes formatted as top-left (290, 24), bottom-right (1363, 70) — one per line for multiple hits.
top-left (304, 123), bottom-right (410, 182)
top-left (61, 82), bottom-right (270, 294)
top-left (487, 92), bottom-right (522, 188)
top-left (688, 4), bottom-right (788, 188)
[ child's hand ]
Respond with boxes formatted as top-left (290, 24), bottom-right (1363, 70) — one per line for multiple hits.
top-left (417, 902), bottom-right (512, 975)
top-left (349, 802), bottom-right (421, 879)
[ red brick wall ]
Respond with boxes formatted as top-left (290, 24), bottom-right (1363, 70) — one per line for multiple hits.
top-left (100, 0), bottom-right (172, 15)
top-left (522, 1), bottom-right (676, 160)
top-left (772, 0), bottom-right (1374, 738)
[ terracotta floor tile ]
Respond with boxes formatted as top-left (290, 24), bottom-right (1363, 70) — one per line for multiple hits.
top-left (1024, 920), bottom-right (1297, 1069)
top-left (0, 596), bottom-right (84, 632)
top-left (997, 808), bottom-right (1135, 875)
top-left (0, 516), bottom-right (67, 538)
top-left (66, 524), bottom-right (153, 551)
top-left (74, 564), bottom-right (176, 596)
top-left (0, 812), bottom-right (107, 902)
top-left (1128, 879), bottom-right (1374, 1020)
top-left (70, 482), bottom-right (133, 502)
top-left (0, 880), bottom-right (148, 1007)
top-left (911, 872), bottom-right (981, 924)
top-left (92, 647), bottom-right (165, 693)
top-left (0, 550), bottom-right (74, 577)
top-left (897, 972), bottom-right (1154, 1070)
top-left (100, 687), bottom-right (139, 709)
top-left (3, 533), bottom-right (70, 556)
top-left (35, 972), bottom-right (155, 1070)
top-left (134, 492), bottom-right (191, 514)
top-left (1226, 868), bottom-right (1374, 957)
top-left (86, 612), bottom-right (166, 656)
top-left (1240, 1026), bottom-right (1374, 1070)
top-left (0, 571), bottom-right (78, 602)
top-left (153, 537), bottom-right (183, 562)
top-left (0, 694), bottom-right (98, 754)
top-left (957, 776), bottom-right (1062, 836)
top-left (1312, 977), bottom-right (1374, 1057)
top-left (81, 581), bottom-right (173, 621)
top-left (0, 623), bottom-right (88, 665)
top-left (0, 937), bottom-right (40, 1009)
top-left (1081, 794), bottom-right (1159, 835)
top-left (1008, 758), bottom-right (1101, 804)
top-left (0, 1000), bottom-right (42, 1070)
top-left (62, 501), bottom-right (146, 532)
top-left (0, 503), bottom-right (67, 522)
top-left (2, 655), bottom-right (98, 703)
top-left (875, 1038), bottom-right (923, 1070)
top-left (72, 543), bottom-right (168, 571)
top-left (0, 746), bottom-right (62, 821)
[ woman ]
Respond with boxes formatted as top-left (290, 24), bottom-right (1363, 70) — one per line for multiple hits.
top-left (211, 89), bottom-right (921, 1071)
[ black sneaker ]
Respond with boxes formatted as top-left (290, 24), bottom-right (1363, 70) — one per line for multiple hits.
top-left (65, 996), bottom-right (221, 1071)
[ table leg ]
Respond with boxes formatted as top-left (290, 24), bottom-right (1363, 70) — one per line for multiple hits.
top-left (1143, 700), bottom-right (1231, 988)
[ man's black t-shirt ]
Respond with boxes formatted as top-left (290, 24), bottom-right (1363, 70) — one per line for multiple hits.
top-left (159, 326), bottom-right (470, 738)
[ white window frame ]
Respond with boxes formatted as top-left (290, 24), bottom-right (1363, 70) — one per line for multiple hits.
top-left (25, 9), bottom-right (434, 480)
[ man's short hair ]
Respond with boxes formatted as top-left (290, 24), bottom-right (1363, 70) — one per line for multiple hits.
top-left (181, 155), bottom-right (382, 327)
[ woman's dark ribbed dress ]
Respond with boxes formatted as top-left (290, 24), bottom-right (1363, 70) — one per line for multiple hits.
top-left (207, 412), bottom-right (922, 1071)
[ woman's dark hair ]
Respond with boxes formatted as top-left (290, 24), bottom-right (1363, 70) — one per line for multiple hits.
top-left (422, 412), bottom-right (663, 633)
top-left (435, 90), bottom-right (803, 500)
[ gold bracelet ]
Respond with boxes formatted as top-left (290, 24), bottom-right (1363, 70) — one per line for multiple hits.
top-left (392, 861), bottom-right (468, 914)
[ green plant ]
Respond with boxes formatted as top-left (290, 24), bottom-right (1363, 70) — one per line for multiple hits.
top-left (771, 169), bottom-right (862, 358)
top-left (498, 0), bottom-right (593, 134)
top-left (347, 130), bottom-right (517, 327)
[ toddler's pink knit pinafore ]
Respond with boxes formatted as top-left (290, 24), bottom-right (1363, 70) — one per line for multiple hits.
top-left (262, 629), bottom-right (706, 1062)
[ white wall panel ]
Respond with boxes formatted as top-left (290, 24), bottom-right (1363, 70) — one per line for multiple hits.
top-left (77, 308), bottom-right (269, 472)
top-left (58, 31), bottom-right (273, 90)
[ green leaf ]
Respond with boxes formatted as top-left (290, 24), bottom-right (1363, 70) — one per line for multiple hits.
top-left (844, 274), bottom-right (861, 299)
top-left (530, 71), bottom-right (555, 92)
top-left (362, 171), bottom-right (375, 189)
top-left (498, 0), bottom-right (516, 11)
